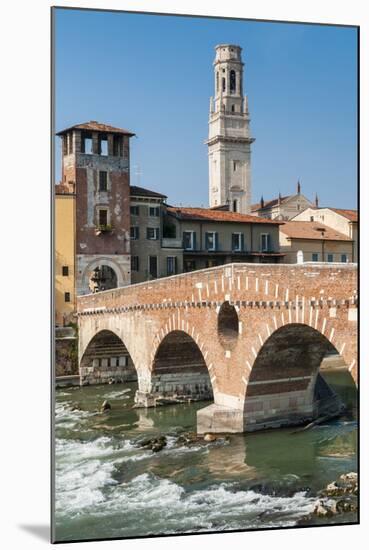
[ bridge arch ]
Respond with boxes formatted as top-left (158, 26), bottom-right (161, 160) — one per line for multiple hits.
top-left (243, 322), bottom-right (348, 431)
top-left (149, 329), bottom-right (214, 403)
top-left (79, 329), bottom-right (138, 386)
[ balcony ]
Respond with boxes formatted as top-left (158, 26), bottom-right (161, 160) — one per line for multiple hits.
top-left (162, 238), bottom-right (183, 249)
top-left (95, 224), bottom-right (113, 236)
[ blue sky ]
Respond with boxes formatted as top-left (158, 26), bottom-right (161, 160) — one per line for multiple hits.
top-left (54, 8), bottom-right (358, 209)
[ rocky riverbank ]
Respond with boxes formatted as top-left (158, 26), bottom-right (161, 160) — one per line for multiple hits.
top-left (297, 472), bottom-right (358, 523)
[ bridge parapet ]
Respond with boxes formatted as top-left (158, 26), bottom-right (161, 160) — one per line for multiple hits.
top-left (77, 262), bottom-right (357, 313)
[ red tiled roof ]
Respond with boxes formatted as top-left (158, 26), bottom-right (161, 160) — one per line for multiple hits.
top-left (167, 206), bottom-right (282, 224)
top-left (56, 121), bottom-right (135, 136)
top-left (330, 208), bottom-right (358, 222)
top-left (280, 221), bottom-right (352, 241)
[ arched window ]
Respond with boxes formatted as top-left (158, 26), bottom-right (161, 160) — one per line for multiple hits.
top-left (231, 104), bottom-right (235, 112)
top-left (230, 70), bottom-right (236, 93)
top-left (222, 77), bottom-right (226, 92)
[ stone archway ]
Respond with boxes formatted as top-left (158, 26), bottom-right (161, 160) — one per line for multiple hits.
top-left (89, 265), bottom-right (118, 293)
top-left (80, 329), bottom-right (137, 385)
top-left (80, 258), bottom-right (124, 294)
top-left (137, 330), bottom-right (213, 406)
top-left (243, 323), bottom-right (346, 431)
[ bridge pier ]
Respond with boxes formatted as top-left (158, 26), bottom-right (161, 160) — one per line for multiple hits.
top-left (197, 373), bottom-right (344, 433)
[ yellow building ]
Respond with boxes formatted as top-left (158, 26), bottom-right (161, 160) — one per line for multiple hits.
top-left (279, 220), bottom-right (354, 264)
top-left (55, 192), bottom-right (76, 326)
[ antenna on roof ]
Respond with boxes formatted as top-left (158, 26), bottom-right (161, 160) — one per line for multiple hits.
top-left (133, 164), bottom-right (142, 186)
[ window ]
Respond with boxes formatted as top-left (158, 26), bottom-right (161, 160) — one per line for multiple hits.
top-left (233, 161), bottom-right (237, 172)
top-left (149, 206), bottom-right (160, 217)
top-left (64, 292), bottom-right (71, 302)
top-left (146, 227), bottom-right (159, 240)
top-left (232, 233), bottom-right (243, 252)
top-left (82, 137), bottom-right (92, 154)
top-left (62, 266), bottom-right (69, 276)
top-left (205, 231), bottom-right (218, 251)
top-left (130, 226), bottom-right (139, 240)
top-left (99, 137), bottom-right (108, 156)
top-left (312, 253), bottom-right (319, 262)
top-left (260, 233), bottom-right (270, 252)
top-left (113, 135), bottom-right (122, 156)
top-left (231, 104), bottom-right (235, 113)
top-left (341, 254), bottom-right (348, 263)
top-left (98, 209), bottom-right (108, 226)
top-left (216, 72), bottom-right (219, 92)
top-left (310, 216), bottom-right (314, 222)
top-left (230, 70), bottom-right (236, 93)
top-left (222, 77), bottom-right (226, 92)
top-left (99, 171), bottom-right (108, 192)
top-left (233, 199), bottom-right (238, 212)
top-left (149, 256), bottom-right (158, 279)
top-left (184, 259), bottom-right (196, 272)
top-left (130, 205), bottom-right (139, 216)
top-left (167, 256), bottom-right (177, 276)
top-left (183, 231), bottom-right (196, 250)
top-left (131, 256), bottom-right (139, 272)
top-left (327, 254), bottom-right (334, 262)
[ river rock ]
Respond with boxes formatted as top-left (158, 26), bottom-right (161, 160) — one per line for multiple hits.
top-left (101, 400), bottom-right (112, 412)
top-left (321, 472), bottom-right (358, 497)
top-left (204, 433), bottom-right (217, 442)
top-left (313, 498), bottom-right (337, 517)
top-left (136, 435), bottom-right (167, 452)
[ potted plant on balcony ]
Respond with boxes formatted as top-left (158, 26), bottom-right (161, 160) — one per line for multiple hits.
top-left (95, 224), bottom-right (113, 235)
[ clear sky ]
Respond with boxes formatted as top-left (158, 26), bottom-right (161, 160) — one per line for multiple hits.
top-left (54, 8), bottom-right (358, 209)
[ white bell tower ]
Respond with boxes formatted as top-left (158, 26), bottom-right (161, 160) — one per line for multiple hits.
top-left (207, 44), bottom-right (254, 214)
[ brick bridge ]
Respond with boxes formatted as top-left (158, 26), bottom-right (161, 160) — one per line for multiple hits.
top-left (77, 263), bottom-right (358, 433)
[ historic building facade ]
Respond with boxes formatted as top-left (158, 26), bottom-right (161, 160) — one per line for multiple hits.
top-left (291, 207), bottom-right (358, 262)
top-left (56, 121), bottom-right (134, 295)
top-left (163, 207), bottom-right (283, 270)
top-left (251, 182), bottom-right (316, 220)
top-left (130, 186), bottom-right (183, 283)
top-left (279, 220), bottom-right (354, 263)
top-left (207, 44), bottom-right (254, 214)
top-left (55, 191), bottom-right (76, 326)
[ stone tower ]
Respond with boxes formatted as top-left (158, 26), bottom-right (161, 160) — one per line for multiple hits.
top-left (207, 44), bottom-right (254, 213)
top-left (56, 121), bottom-right (135, 295)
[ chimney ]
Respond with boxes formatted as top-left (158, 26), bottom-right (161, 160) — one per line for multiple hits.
top-left (278, 192), bottom-right (282, 205)
top-left (315, 193), bottom-right (319, 208)
top-left (260, 195), bottom-right (265, 209)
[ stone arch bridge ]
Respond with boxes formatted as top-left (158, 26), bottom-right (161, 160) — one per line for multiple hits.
top-left (77, 263), bottom-right (358, 433)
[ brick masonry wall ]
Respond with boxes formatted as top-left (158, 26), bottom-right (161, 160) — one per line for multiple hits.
top-left (77, 263), bottom-right (357, 431)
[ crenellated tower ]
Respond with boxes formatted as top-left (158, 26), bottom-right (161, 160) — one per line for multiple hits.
top-left (207, 44), bottom-right (254, 213)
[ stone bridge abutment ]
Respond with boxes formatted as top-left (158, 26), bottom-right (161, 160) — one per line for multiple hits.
top-left (77, 263), bottom-right (357, 433)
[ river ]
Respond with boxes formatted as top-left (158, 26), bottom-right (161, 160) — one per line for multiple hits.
top-left (53, 369), bottom-right (357, 542)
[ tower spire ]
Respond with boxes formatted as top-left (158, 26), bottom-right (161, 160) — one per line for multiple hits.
top-left (315, 193), bottom-right (319, 207)
top-left (207, 44), bottom-right (254, 214)
top-left (297, 180), bottom-right (301, 194)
